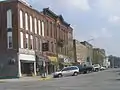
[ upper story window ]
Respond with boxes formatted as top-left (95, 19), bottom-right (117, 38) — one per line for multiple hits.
top-left (46, 20), bottom-right (49, 36)
top-left (30, 15), bottom-right (33, 32)
top-left (51, 42), bottom-right (54, 52)
top-left (41, 21), bottom-right (45, 36)
top-left (50, 22), bottom-right (52, 38)
top-left (25, 13), bottom-right (28, 30)
top-left (20, 10), bottom-right (23, 29)
top-left (35, 37), bottom-right (38, 50)
top-left (39, 39), bottom-right (42, 52)
top-left (54, 43), bottom-right (56, 53)
top-left (52, 23), bottom-right (55, 38)
top-left (20, 32), bottom-right (24, 48)
top-left (38, 20), bottom-right (41, 35)
top-left (64, 30), bottom-right (66, 41)
top-left (25, 34), bottom-right (29, 49)
top-left (7, 32), bottom-right (13, 49)
top-left (7, 9), bottom-right (12, 29)
top-left (34, 18), bottom-right (37, 34)
top-left (58, 26), bottom-right (61, 39)
top-left (61, 29), bottom-right (63, 40)
top-left (68, 32), bottom-right (72, 40)
top-left (30, 35), bottom-right (33, 50)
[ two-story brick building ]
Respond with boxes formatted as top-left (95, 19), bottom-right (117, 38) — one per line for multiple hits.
top-left (0, 0), bottom-right (73, 78)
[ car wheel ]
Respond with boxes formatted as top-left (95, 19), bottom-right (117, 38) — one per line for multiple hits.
top-left (73, 72), bottom-right (78, 76)
top-left (58, 74), bottom-right (62, 78)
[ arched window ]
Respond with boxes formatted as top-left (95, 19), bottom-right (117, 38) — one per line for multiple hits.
top-left (20, 10), bottom-right (23, 28)
top-left (25, 13), bottom-right (28, 30)
top-left (34, 18), bottom-right (37, 34)
top-left (41, 21), bottom-right (45, 36)
top-left (30, 15), bottom-right (33, 32)
top-left (7, 9), bottom-right (12, 29)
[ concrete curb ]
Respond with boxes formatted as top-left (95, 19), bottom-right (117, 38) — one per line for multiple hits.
top-left (0, 80), bottom-right (6, 83)
top-left (0, 75), bottom-right (53, 82)
top-left (39, 76), bottom-right (53, 81)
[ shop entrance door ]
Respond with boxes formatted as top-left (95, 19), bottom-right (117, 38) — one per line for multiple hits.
top-left (21, 60), bottom-right (34, 76)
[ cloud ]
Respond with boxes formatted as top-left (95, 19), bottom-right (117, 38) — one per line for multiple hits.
top-left (68, 0), bottom-right (90, 11)
top-left (108, 16), bottom-right (120, 23)
top-left (91, 0), bottom-right (120, 17)
top-left (27, 0), bottom-right (90, 11)
top-left (91, 28), bottom-right (112, 39)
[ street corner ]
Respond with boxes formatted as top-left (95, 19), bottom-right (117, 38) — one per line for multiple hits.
top-left (39, 76), bottom-right (53, 81)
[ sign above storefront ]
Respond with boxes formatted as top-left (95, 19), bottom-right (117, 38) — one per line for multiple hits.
top-left (48, 56), bottom-right (57, 62)
top-left (58, 54), bottom-right (64, 58)
top-left (19, 48), bottom-right (35, 55)
top-left (19, 54), bottom-right (35, 61)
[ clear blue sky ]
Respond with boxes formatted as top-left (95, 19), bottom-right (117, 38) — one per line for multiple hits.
top-left (1, 0), bottom-right (120, 56)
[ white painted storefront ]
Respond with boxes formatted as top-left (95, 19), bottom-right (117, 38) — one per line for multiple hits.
top-left (18, 49), bottom-right (36, 77)
top-left (19, 54), bottom-right (35, 61)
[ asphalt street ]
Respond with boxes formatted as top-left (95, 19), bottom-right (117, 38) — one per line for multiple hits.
top-left (0, 69), bottom-right (120, 90)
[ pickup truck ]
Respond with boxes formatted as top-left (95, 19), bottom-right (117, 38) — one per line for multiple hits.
top-left (77, 65), bottom-right (93, 74)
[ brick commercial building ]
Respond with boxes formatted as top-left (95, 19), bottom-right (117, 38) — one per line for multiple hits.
top-left (0, 0), bottom-right (73, 78)
top-left (42, 8), bottom-right (73, 70)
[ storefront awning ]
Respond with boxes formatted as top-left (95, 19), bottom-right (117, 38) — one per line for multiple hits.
top-left (48, 56), bottom-right (57, 62)
top-left (61, 62), bottom-right (72, 66)
top-left (36, 55), bottom-right (49, 62)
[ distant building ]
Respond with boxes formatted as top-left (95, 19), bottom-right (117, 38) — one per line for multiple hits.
top-left (73, 40), bottom-right (88, 65)
top-left (93, 48), bottom-right (106, 65)
top-left (103, 57), bottom-right (110, 68)
top-left (80, 41), bottom-right (93, 66)
top-left (108, 55), bottom-right (120, 68)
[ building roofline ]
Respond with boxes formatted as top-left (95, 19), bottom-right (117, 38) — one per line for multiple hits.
top-left (43, 7), bottom-right (58, 17)
top-left (80, 41), bottom-right (93, 47)
top-left (1, 0), bottom-right (73, 29)
top-left (43, 8), bottom-right (71, 27)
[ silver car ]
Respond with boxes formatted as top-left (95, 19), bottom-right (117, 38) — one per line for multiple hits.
top-left (53, 66), bottom-right (79, 78)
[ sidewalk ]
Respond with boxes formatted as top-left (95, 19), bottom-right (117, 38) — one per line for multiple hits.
top-left (0, 75), bottom-right (53, 82)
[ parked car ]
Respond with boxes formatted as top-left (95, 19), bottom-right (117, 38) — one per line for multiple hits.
top-left (100, 66), bottom-right (106, 71)
top-left (93, 64), bottom-right (101, 72)
top-left (114, 66), bottom-right (118, 68)
top-left (86, 66), bottom-right (94, 73)
top-left (77, 65), bottom-right (93, 74)
top-left (53, 66), bottom-right (79, 78)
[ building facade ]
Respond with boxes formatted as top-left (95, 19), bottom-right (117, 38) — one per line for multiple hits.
top-left (80, 41), bottom-right (93, 66)
top-left (108, 55), bottom-right (120, 68)
top-left (42, 8), bottom-right (74, 69)
top-left (73, 39), bottom-right (88, 65)
top-left (0, 0), bottom-right (73, 78)
top-left (93, 48), bottom-right (106, 65)
top-left (103, 57), bottom-right (110, 68)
